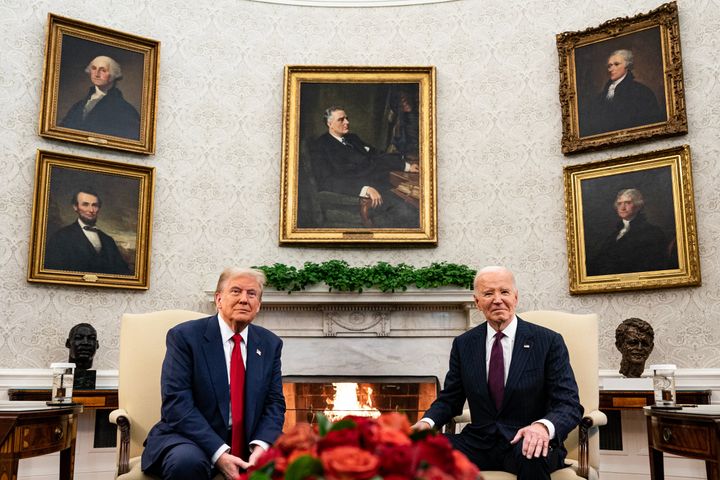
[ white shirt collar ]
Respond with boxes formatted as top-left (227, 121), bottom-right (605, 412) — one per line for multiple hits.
top-left (329, 132), bottom-right (344, 143)
top-left (217, 313), bottom-right (248, 345)
top-left (487, 315), bottom-right (518, 342)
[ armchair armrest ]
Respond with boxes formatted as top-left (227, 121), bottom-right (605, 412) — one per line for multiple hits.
top-left (444, 408), bottom-right (471, 434)
top-left (109, 408), bottom-right (132, 475)
top-left (578, 410), bottom-right (607, 479)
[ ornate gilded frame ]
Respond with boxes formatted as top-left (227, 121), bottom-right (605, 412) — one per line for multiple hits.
top-left (39, 14), bottom-right (160, 154)
top-left (564, 145), bottom-right (700, 294)
top-left (557, 2), bottom-right (687, 154)
top-left (28, 150), bottom-right (155, 289)
top-left (279, 65), bottom-right (437, 245)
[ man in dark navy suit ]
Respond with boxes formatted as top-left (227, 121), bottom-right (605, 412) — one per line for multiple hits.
top-left (309, 106), bottom-right (419, 228)
top-left (415, 266), bottom-right (583, 480)
top-left (44, 188), bottom-right (131, 275)
top-left (142, 268), bottom-right (285, 480)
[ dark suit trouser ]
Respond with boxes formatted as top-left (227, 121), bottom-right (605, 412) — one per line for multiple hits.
top-left (144, 441), bottom-right (213, 480)
top-left (447, 432), bottom-right (565, 480)
top-left (370, 191), bottom-right (419, 228)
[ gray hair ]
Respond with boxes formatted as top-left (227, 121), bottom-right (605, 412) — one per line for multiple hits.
top-left (473, 266), bottom-right (517, 294)
top-left (215, 267), bottom-right (266, 295)
top-left (323, 106), bottom-right (345, 125)
top-left (615, 188), bottom-right (645, 210)
top-left (610, 49), bottom-right (634, 71)
top-left (85, 56), bottom-right (123, 82)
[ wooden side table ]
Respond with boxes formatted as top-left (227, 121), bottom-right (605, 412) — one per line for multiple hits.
top-left (644, 405), bottom-right (720, 480)
top-left (0, 401), bottom-right (83, 480)
top-left (8, 389), bottom-right (118, 448)
top-left (7, 388), bottom-right (118, 410)
top-left (599, 389), bottom-right (711, 451)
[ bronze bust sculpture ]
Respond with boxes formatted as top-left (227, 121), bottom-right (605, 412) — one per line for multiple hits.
top-left (615, 317), bottom-right (654, 378)
top-left (66, 323), bottom-right (99, 388)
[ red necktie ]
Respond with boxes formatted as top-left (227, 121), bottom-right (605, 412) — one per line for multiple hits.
top-left (488, 332), bottom-right (505, 410)
top-left (230, 334), bottom-right (245, 457)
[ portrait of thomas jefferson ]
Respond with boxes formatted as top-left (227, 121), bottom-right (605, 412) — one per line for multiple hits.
top-left (581, 167), bottom-right (678, 277)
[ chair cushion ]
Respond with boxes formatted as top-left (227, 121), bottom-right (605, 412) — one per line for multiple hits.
top-left (480, 460), bottom-right (598, 480)
top-left (117, 456), bottom-right (223, 480)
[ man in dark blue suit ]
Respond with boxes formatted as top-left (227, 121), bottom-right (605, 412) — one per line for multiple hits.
top-left (142, 268), bottom-right (285, 480)
top-left (415, 266), bottom-right (582, 480)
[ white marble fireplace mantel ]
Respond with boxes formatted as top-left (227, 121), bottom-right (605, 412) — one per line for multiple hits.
top-left (208, 287), bottom-right (478, 338)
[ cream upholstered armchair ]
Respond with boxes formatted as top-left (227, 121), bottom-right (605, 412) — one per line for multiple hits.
top-left (447, 310), bottom-right (606, 480)
top-left (109, 310), bottom-right (223, 480)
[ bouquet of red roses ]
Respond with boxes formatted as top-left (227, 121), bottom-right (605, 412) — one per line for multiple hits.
top-left (242, 412), bottom-right (481, 480)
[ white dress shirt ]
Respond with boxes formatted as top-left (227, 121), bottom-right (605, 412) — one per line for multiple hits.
top-left (211, 314), bottom-right (268, 464)
top-left (605, 73), bottom-right (627, 100)
top-left (77, 219), bottom-right (102, 252)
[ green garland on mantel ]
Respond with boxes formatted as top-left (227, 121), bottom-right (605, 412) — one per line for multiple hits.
top-left (253, 260), bottom-right (476, 293)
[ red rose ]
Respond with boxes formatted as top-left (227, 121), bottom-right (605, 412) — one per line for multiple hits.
top-left (317, 426), bottom-right (361, 453)
top-left (321, 445), bottom-right (380, 480)
top-left (343, 415), bottom-right (380, 451)
top-left (415, 432), bottom-right (456, 474)
top-left (452, 450), bottom-right (481, 480)
top-left (376, 444), bottom-right (417, 476)
top-left (377, 426), bottom-right (412, 447)
top-left (275, 422), bottom-right (317, 454)
top-left (377, 412), bottom-right (411, 434)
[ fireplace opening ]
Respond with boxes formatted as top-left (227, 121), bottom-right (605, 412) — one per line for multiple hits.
top-left (282, 375), bottom-right (439, 431)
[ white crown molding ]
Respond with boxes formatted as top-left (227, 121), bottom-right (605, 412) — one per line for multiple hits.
top-left (248, 0), bottom-right (457, 7)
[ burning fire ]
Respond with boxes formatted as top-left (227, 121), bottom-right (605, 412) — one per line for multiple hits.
top-left (323, 383), bottom-right (381, 421)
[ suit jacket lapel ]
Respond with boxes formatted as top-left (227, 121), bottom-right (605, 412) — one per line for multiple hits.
top-left (244, 324), bottom-right (265, 431)
top-left (503, 317), bottom-right (533, 407)
top-left (202, 315), bottom-right (230, 428)
top-left (470, 323), bottom-right (492, 407)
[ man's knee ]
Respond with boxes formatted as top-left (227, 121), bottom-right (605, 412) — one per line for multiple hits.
top-left (161, 443), bottom-right (212, 480)
top-left (506, 441), bottom-right (553, 480)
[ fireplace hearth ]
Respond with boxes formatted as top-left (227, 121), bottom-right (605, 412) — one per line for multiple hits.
top-left (282, 375), bottom-right (438, 430)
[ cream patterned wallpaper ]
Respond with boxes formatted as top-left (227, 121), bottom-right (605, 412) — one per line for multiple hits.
top-left (0, 0), bottom-right (718, 372)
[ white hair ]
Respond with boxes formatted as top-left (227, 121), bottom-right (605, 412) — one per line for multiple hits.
top-left (85, 56), bottom-right (123, 81)
top-left (610, 49), bottom-right (634, 70)
top-left (473, 266), bottom-right (517, 293)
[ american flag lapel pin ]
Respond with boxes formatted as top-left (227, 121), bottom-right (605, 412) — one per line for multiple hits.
top-left (256, 348), bottom-right (262, 356)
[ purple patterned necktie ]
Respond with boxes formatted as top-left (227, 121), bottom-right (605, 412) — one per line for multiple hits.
top-left (488, 331), bottom-right (505, 410)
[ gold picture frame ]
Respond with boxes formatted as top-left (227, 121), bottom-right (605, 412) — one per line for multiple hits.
top-left (28, 150), bottom-right (155, 289)
top-left (557, 2), bottom-right (687, 154)
top-left (39, 13), bottom-right (160, 154)
top-left (279, 65), bottom-right (437, 245)
top-left (564, 145), bottom-right (700, 294)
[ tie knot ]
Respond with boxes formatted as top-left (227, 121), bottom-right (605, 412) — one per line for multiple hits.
top-left (83, 225), bottom-right (99, 232)
top-left (494, 332), bottom-right (505, 341)
top-left (232, 333), bottom-right (242, 346)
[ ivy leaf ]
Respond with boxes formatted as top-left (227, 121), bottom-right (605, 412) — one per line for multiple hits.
top-left (316, 413), bottom-right (332, 436)
top-left (329, 418), bottom-right (357, 431)
top-left (284, 454), bottom-right (323, 480)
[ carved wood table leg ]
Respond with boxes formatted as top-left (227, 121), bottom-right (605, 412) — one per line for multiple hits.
top-left (0, 456), bottom-right (19, 480)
